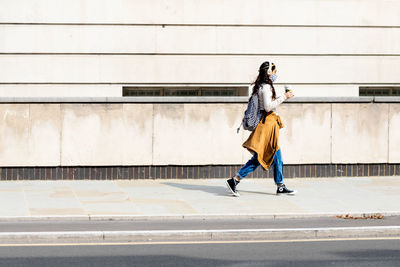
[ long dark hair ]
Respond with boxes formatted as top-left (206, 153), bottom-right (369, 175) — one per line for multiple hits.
top-left (251, 61), bottom-right (276, 99)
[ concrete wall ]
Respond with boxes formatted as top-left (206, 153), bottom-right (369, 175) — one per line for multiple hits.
top-left (0, 100), bottom-right (399, 167)
top-left (1, 0), bottom-right (399, 97)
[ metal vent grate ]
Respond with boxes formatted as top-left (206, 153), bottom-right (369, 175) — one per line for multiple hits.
top-left (123, 87), bottom-right (249, 97)
top-left (359, 87), bottom-right (400, 96)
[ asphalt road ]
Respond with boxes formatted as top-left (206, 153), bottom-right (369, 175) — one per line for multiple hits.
top-left (0, 238), bottom-right (399, 266)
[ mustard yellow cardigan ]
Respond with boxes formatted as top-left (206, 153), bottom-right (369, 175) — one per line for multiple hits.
top-left (242, 112), bottom-right (284, 170)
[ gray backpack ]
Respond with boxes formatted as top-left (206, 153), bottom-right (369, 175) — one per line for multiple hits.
top-left (237, 93), bottom-right (262, 133)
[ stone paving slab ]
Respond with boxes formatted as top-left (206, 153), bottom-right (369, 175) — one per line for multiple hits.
top-left (0, 177), bottom-right (399, 219)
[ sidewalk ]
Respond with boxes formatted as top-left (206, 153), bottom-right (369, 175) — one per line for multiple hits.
top-left (1, 176), bottom-right (399, 220)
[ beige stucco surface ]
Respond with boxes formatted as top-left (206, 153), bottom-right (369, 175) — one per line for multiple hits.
top-left (29, 104), bottom-right (61, 166)
top-left (61, 104), bottom-right (153, 166)
top-left (0, 104), bottom-right (61, 166)
top-left (280, 104), bottom-right (331, 164)
top-left (0, 102), bottom-right (398, 166)
top-left (1, 0), bottom-right (398, 98)
top-left (1, 0), bottom-right (398, 26)
top-left (331, 104), bottom-right (389, 163)
top-left (153, 104), bottom-right (244, 165)
top-left (61, 104), bottom-right (125, 165)
top-left (1, 55), bottom-right (399, 85)
top-left (1, 0), bottom-right (399, 98)
top-left (121, 104), bottom-right (153, 165)
top-left (2, 25), bottom-right (399, 55)
top-left (389, 104), bottom-right (400, 163)
top-left (0, 104), bottom-right (30, 166)
top-left (0, 85), bottom-right (122, 97)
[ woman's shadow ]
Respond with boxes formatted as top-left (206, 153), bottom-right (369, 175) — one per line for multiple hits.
top-left (162, 182), bottom-right (276, 196)
top-left (162, 182), bottom-right (228, 196)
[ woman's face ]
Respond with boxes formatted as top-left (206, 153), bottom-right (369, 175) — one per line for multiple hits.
top-left (269, 68), bottom-right (278, 82)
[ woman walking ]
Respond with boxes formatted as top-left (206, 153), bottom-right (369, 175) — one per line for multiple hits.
top-left (226, 61), bottom-right (296, 197)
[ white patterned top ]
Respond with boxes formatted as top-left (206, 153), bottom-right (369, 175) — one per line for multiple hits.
top-left (258, 83), bottom-right (287, 115)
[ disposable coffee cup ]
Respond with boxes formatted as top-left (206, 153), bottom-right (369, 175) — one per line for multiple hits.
top-left (284, 85), bottom-right (291, 92)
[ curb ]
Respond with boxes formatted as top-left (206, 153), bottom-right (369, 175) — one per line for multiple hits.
top-left (0, 226), bottom-right (400, 244)
top-left (0, 212), bottom-right (400, 222)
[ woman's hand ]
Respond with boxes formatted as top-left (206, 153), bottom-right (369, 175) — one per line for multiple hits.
top-left (285, 91), bottom-right (294, 99)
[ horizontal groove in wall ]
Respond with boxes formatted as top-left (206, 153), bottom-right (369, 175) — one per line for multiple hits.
top-left (0, 22), bottom-right (399, 28)
top-left (0, 164), bottom-right (399, 180)
top-left (1, 53), bottom-right (399, 57)
top-left (1, 83), bottom-right (399, 86)
top-left (3, 96), bottom-right (400, 104)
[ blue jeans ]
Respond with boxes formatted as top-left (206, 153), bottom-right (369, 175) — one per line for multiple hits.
top-left (236, 149), bottom-right (283, 185)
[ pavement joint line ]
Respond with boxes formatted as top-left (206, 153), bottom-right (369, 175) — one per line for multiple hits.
top-left (1, 211), bottom-right (400, 221)
top-left (68, 183), bottom-right (87, 216)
